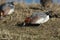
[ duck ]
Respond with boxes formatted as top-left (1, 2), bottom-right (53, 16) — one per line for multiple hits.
top-left (0, 2), bottom-right (15, 18)
top-left (19, 11), bottom-right (52, 26)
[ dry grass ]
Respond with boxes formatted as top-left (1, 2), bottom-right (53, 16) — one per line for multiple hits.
top-left (0, 4), bottom-right (60, 40)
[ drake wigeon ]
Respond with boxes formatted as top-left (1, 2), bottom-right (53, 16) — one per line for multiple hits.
top-left (19, 11), bottom-right (51, 26)
top-left (0, 2), bottom-right (15, 18)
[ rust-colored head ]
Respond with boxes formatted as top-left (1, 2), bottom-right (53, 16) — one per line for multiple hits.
top-left (24, 17), bottom-right (32, 23)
